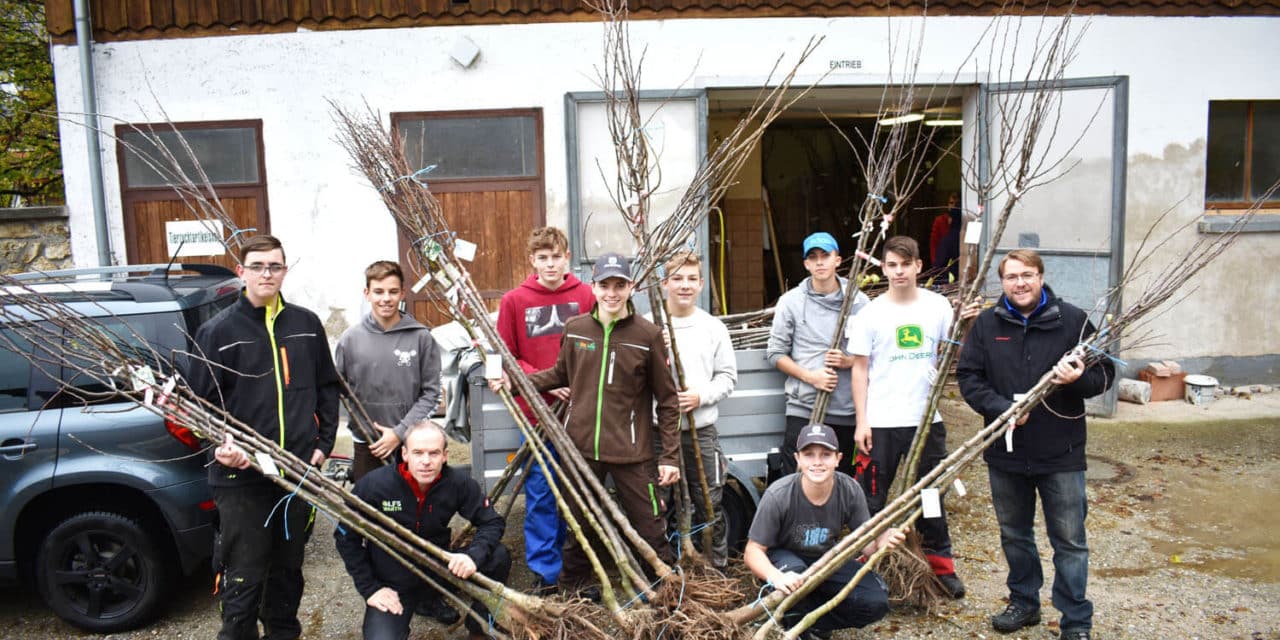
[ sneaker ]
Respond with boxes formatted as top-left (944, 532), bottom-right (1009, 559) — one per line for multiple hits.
top-left (416, 597), bottom-right (461, 625)
top-left (1059, 630), bottom-right (1091, 640)
top-left (991, 603), bottom-right (1041, 633)
top-left (937, 573), bottom-right (966, 599)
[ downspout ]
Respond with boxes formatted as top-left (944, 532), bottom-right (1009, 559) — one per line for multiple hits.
top-left (73, 0), bottom-right (113, 266)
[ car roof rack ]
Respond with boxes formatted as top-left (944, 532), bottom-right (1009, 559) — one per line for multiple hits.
top-left (10, 263), bottom-right (236, 282)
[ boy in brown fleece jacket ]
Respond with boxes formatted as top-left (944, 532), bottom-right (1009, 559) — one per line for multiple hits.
top-left (492, 252), bottom-right (681, 593)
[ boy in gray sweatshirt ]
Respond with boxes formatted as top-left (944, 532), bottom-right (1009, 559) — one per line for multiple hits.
top-left (335, 261), bottom-right (442, 481)
top-left (766, 232), bottom-right (868, 479)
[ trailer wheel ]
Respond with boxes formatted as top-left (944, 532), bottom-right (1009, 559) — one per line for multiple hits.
top-left (721, 480), bottom-right (753, 555)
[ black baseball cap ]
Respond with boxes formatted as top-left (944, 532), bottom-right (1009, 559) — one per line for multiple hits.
top-left (796, 423), bottom-right (840, 451)
top-left (591, 253), bottom-right (633, 282)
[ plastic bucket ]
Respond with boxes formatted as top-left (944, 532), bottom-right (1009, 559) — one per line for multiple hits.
top-left (1184, 374), bottom-right (1219, 406)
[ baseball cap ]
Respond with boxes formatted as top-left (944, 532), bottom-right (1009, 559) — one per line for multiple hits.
top-left (802, 232), bottom-right (839, 257)
top-left (591, 253), bottom-right (633, 282)
top-left (796, 423), bottom-right (840, 451)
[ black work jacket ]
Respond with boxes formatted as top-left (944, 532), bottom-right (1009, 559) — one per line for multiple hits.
top-left (956, 286), bottom-right (1114, 474)
top-left (333, 463), bottom-right (505, 599)
top-left (188, 292), bottom-right (340, 486)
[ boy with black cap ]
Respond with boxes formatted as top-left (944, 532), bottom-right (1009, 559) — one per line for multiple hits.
top-left (491, 252), bottom-right (681, 594)
top-left (767, 231), bottom-right (869, 478)
top-left (745, 423), bottom-right (903, 638)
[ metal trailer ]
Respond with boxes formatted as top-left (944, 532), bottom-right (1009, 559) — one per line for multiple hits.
top-left (465, 348), bottom-right (788, 551)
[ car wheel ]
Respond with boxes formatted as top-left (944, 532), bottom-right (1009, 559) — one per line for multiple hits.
top-left (35, 511), bottom-right (168, 633)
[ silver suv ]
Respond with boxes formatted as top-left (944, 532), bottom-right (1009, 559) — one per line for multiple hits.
top-left (0, 263), bottom-right (240, 632)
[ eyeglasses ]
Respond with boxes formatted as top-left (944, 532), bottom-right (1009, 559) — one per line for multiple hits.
top-left (244, 263), bottom-right (287, 275)
top-left (1002, 271), bottom-right (1040, 284)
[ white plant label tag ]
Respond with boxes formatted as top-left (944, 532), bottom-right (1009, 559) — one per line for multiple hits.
top-left (485, 354), bottom-right (503, 380)
top-left (130, 365), bottom-right (156, 391)
top-left (921, 488), bottom-right (942, 519)
top-left (256, 451), bottom-right (280, 477)
top-left (454, 238), bottom-right (477, 262)
top-left (963, 221), bottom-right (983, 245)
top-left (411, 273), bottom-right (432, 294)
top-left (953, 479), bottom-right (967, 497)
top-left (144, 387), bottom-right (155, 406)
top-left (1008, 393), bottom-right (1027, 452)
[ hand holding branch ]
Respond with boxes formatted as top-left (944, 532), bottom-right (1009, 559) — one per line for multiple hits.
top-left (1050, 354), bottom-right (1084, 386)
top-left (215, 433), bottom-right (251, 469)
top-left (369, 423), bottom-right (401, 459)
top-left (447, 552), bottom-right (478, 579)
top-left (807, 367), bottom-right (839, 393)
top-left (657, 464), bottom-right (680, 486)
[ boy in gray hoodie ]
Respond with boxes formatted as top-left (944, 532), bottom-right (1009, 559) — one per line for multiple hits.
top-left (767, 232), bottom-right (868, 479)
top-left (335, 261), bottom-right (442, 481)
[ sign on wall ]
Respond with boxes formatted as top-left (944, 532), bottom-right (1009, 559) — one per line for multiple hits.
top-left (165, 220), bottom-right (225, 257)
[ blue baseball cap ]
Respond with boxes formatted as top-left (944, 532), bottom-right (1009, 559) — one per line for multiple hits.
top-left (802, 232), bottom-right (839, 257)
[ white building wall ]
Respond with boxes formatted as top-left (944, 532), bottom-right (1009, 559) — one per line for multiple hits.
top-left (51, 16), bottom-right (1280, 365)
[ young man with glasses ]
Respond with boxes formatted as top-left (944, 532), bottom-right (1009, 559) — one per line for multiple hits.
top-left (957, 249), bottom-right (1114, 640)
top-left (189, 234), bottom-right (341, 640)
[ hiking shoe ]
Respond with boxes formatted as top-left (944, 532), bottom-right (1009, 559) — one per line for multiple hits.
top-left (991, 603), bottom-right (1041, 633)
top-left (416, 597), bottom-right (461, 625)
top-left (1059, 630), bottom-right (1091, 640)
top-left (937, 573), bottom-right (966, 599)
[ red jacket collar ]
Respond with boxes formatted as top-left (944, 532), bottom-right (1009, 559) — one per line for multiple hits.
top-left (397, 461), bottom-right (442, 503)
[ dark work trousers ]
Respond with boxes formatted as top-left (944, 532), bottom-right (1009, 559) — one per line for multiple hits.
top-left (361, 544), bottom-right (513, 639)
top-left (559, 459), bottom-right (674, 590)
top-left (767, 548), bottom-right (890, 631)
top-left (779, 415), bottom-right (858, 479)
top-left (351, 440), bottom-right (399, 483)
top-left (213, 483), bottom-right (315, 640)
top-left (857, 423), bottom-right (956, 575)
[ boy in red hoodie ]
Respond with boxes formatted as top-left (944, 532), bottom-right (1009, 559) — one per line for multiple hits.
top-left (495, 227), bottom-right (595, 593)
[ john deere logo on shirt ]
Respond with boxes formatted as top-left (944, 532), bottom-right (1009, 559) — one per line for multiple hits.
top-left (896, 325), bottom-right (924, 349)
top-left (575, 340), bottom-right (597, 352)
top-left (381, 500), bottom-right (402, 513)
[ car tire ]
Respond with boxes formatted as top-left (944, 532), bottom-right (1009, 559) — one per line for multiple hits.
top-left (35, 511), bottom-right (169, 633)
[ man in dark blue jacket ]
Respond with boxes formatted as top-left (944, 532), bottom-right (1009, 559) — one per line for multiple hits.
top-left (335, 421), bottom-right (510, 640)
top-left (957, 249), bottom-right (1114, 640)
top-left (189, 234), bottom-right (341, 640)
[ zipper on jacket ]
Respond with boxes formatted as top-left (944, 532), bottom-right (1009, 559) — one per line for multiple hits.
top-left (629, 408), bottom-right (636, 444)
top-left (594, 318), bottom-right (616, 460)
top-left (608, 351), bottom-right (617, 385)
top-left (265, 297), bottom-right (288, 462)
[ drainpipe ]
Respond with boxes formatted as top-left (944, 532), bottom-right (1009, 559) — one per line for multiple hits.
top-left (73, 0), bottom-right (113, 266)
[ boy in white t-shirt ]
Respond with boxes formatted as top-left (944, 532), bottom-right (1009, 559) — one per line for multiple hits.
top-left (848, 235), bottom-right (965, 599)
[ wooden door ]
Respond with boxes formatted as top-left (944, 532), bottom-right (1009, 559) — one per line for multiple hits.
top-left (400, 185), bottom-right (543, 328)
top-left (123, 191), bottom-right (266, 268)
top-left (393, 109), bottom-right (545, 328)
top-left (116, 120), bottom-right (269, 269)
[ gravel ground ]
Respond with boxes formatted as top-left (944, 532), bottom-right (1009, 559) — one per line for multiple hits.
top-left (3, 395), bottom-right (1278, 639)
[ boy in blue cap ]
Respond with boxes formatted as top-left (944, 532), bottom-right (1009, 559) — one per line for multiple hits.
top-left (766, 232), bottom-right (868, 478)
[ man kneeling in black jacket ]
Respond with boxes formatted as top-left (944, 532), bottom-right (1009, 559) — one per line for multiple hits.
top-left (336, 421), bottom-right (510, 640)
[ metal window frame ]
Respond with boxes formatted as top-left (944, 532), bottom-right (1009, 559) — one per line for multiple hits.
top-left (564, 89), bottom-right (710, 309)
top-left (977, 75), bottom-right (1129, 416)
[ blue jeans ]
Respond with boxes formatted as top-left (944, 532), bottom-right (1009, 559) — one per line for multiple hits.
top-left (766, 549), bottom-right (890, 631)
top-left (987, 467), bottom-right (1092, 631)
